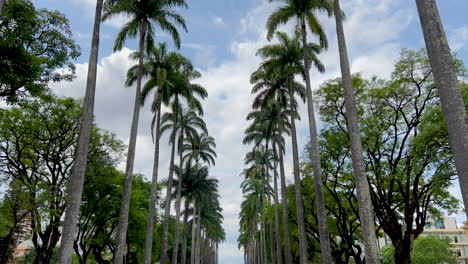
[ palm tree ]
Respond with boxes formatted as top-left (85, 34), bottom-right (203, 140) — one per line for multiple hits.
top-left (102, 0), bottom-right (187, 262)
top-left (183, 133), bottom-right (217, 166)
top-left (256, 28), bottom-right (330, 262)
top-left (168, 108), bottom-right (207, 264)
top-left (57, 0), bottom-right (104, 262)
top-left (158, 66), bottom-right (208, 264)
top-left (126, 42), bottom-right (194, 264)
top-left (332, 0), bottom-right (379, 262)
top-left (250, 59), bottom-right (303, 264)
top-left (244, 103), bottom-right (291, 264)
top-left (176, 134), bottom-right (215, 264)
top-left (415, 0), bottom-right (468, 217)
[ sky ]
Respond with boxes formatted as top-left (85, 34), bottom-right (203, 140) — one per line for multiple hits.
top-left (33, 0), bottom-right (468, 263)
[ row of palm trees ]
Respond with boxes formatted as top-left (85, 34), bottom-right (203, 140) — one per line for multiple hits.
top-left (238, 0), bottom-right (467, 263)
top-left (54, 0), bottom-right (226, 263)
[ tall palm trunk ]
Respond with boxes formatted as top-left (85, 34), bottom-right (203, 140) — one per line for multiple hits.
top-left (181, 199), bottom-right (191, 264)
top-left (299, 21), bottom-right (332, 264)
top-left (287, 77), bottom-right (313, 263)
top-left (57, 1), bottom-right (103, 263)
top-left (195, 206), bottom-right (202, 264)
top-left (415, 0), bottom-right (468, 217)
top-left (333, 1), bottom-right (379, 263)
top-left (114, 19), bottom-right (147, 264)
top-left (143, 95), bottom-right (162, 264)
top-left (172, 134), bottom-right (185, 264)
top-left (278, 138), bottom-right (293, 263)
top-left (268, 219), bottom-right (276, 264)
top-left (272, 143), bottom-right (282, 264)
top-left (190, 201), bottom-right (197, 264)
top-left (0, 0), bottom-right (6, 17)
top-left (160, 102), bottom-right (179, 264)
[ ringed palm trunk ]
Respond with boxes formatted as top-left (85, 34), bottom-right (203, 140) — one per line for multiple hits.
top-left (415, 0), bottom-right (468, 217)
top-left (143, 95), bottom-right (162, 264)
top-left (272, 143), bottom-right (283, 264)
top-left (114, 13), bottom-right (147, 264)
top-left (268, 219), bottom-right (276, 264)
top-left (300, 21), bottom-right (332, 264)
top-left (172, 134), bottom-right (185, 264)
top-left (195, 206), bottom-right (202, 264)
top-left (333, 1), bottom-right (379, 263)
top-left (57, 1), bottom-right (103, 263)
top-left (0, 0), bottom-right (5, 17)
top-left (278, 138), bottom-right (293, 263)
top-left (181, 199), bottom-right (191, 264)
top-left (190, 201), bottom-right (197, 264)
top-left (287, 76), bottom-right (313, 264)
top-left (160, 103), bottom-right (179, 264)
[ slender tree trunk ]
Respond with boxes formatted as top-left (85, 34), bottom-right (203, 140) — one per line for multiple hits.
top-left (160, 103), bottom-right (179, 264)
top-left (181, 199), bottom-right (191, 264)
top-left (0, 0), bottom-right (5, 17)
top-left (287, 76), bottom-right (313, 264)
top-left (278, 140), bottom-right (293, 263)
top-left (300, 21), bottom-right (332, 264)
top-left (56, 1), bottom-right (103, 263)
top-left (333, 1), bottom-right (379, 263)
top-left (143, 96), bottom-right (162, 264)
top-left (195, 207), bottom-right (202, 264)
top-left (268, 219), bottom-right (276, 264)
top-left (415, 0), bottom-right (468, 217)
top-left (172, 134), bottom-right (185, 264)
top-left (190, 201), bottom-right (197, 264)
top-left (114, 19), bottom-right (147, 264)
top-left (272, 143), bottom-right (283, 264)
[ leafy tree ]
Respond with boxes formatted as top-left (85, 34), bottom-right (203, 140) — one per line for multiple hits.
top-left (0, 96), bottom-right (123, 263)
top-left (382, 235), bottom-right (458, 264)
top-left (314, 49), bottom-right (466, 263)
top-left (0, 0), bottom-right (80, 103)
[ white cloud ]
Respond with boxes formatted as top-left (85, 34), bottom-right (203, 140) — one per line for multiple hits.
top-left (213, 16), bottom-right (225, 26)
top-left (449, 25), bottom-right (468, 51)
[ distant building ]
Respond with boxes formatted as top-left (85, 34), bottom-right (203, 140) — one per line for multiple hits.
top-left (377, 216), bottom-right (468, 264)
top-left (13, 216), bottom-right (34, 259)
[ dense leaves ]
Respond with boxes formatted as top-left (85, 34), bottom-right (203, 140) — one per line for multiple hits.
top-left (0, 0), bottom-right (80, 103)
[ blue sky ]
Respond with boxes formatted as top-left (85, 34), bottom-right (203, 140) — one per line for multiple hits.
top-left (35, 0), bottom-right (468, 263)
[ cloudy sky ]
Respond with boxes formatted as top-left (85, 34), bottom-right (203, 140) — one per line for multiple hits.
top-left (35, 0), bottom-right (468, 263)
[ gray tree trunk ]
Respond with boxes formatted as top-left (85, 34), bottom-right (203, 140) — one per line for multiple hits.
top-left (181, 199), bottom-right (191, 264)
top-left (114, 20), bottom-right (147, 264)
top-left (143, 96), bottom-right (162, 264)
top-left (160, 104), bottom-right (179, 264)
top-left (278, 137), bottom-right (293, 264)
top-left (333, 1), bottom-right (380, 263)
top-left (190, 201), bottom-right (197, 264)
top-left (268, 219), bottom-right (276, 264)
top-left (172, 134), bottom-right (184, 264)
top-left (0, 0), bottom-right (6, 17)
top-left (57, 1), bottom-right (103, 263)
top-left (415, 0), bottom-right (468, 217)
top-left (195, 206), bottom-right (202, 264)
top-left (300, 21), bottom-right (332, 264)
top-left (287, 76), bottom-right (312, 264)
top-left (272, 143), bottom-right (283, 264)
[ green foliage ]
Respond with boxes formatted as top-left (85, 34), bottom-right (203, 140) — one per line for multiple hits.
top-left (0, 0), bottom-right (80, 103)
top-left (382, 235), bottom-right (458, 264)
top-left (0, 95), bottom-right (123, 263)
